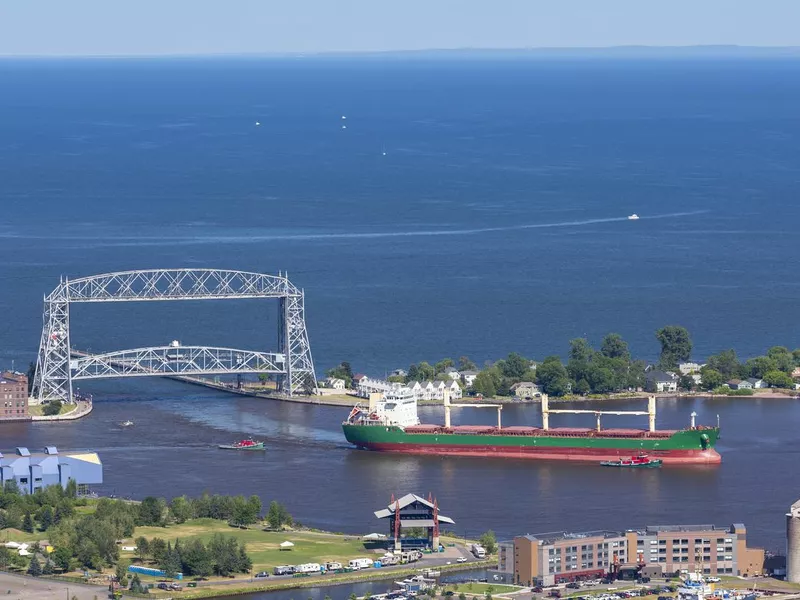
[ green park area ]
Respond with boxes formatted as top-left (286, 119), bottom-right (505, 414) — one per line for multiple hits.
top-left (128, 518), bottom-right (371, 573)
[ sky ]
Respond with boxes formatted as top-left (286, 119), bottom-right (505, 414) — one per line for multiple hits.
top-left (1, 0), bottom-right (799, 57)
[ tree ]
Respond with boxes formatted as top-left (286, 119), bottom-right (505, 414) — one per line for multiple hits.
top-left (764, 370), bottom-right (794, 389)
top-left (600, 333), bottom-right (630, 360)
top-left (434, 358), bottom-right (454, 374)
top-left (135, 536), bottom-right (150, 561)
top-left (536, 357), bottom-right (571, 397)
top-left (479, 530), bottom-right (497, 554)
top-left (169, 496), bottom-right (193, 524)
top-left (138, 497), bottom-right (166, 526)
top-left (267, 501), bottom-right (292, 530)
top-left (150, 538), bottom-right (167, 564)
top-left (679, 374), bottom-right (696, 391)
top-left (27, 554), bottom-right (42, 576)
top-left (22, 512), bottom-right (34, 533)
top-left (42, 399), bottom-right (63, 416)
top-left (37, 506), bottom-right (54, 531)
top-left (65, 478), bottom-right (77, 499)
top-left (569, 338), bottom-right (594, 363)
top-left (181, 538), bottom-right (213, 577)
top-left (746, 356), bottom-right (777, 379)
top-left (767, 346), bottom-right (794, 373)
top-left (0, 546), bottom-right (12, 569)
top-left (459, 594), bottom-right (468, 600)
top-left (458, 356), bottom-right (477, 371)
top-left (573, 379), bottom-right (590, 396)
top-left (706, 349), bottom-right (741, 379)
top-left (500, 353), bottom-right (529, 380)
top-left (699, 367), bottom-right (724, 391)
top-left (42, 558), bottom-right (55, 575)
top-left (52, 546), bottom-right (72, 571)
top-left (471, 371), bottom-right (497, 398)
top-left (416, 362), bottom-right (435, 381)
top-left (130, 573), bottom-right (148, 594)
top-left (115, 561), bottom-right (129, 587)
top-left (655, 326), bottom-right (692, 369)
top-left (160, 542), bottom-right (181, 579)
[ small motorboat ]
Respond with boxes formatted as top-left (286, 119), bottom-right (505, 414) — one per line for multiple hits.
top-left (218, 438), bottom-right (266, 451)
top-left (119, 420), bottom-right (134, 428)
top-left (627, 214), bottom-right (640, 220)
top-left (601, 453), bottom-right (662, 468)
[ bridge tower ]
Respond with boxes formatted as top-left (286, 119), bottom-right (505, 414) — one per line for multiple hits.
top-left (31, 269), bottom-right (317, 403)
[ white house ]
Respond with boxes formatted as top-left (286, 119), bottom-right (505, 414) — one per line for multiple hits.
top-left (406, 381), bottom-right (424, 401)
top-left (510, 381), bottom-right (540, 399)
top-left (443, 367), bottom-right (461, 381)
top-left (357, 377), bottom-right (394, 398)
top-left (461, 370), bottom-right (479, 387)
top-left (679, 362), bottom-right (705, 375)
top-left (325, 377), bottom-right (346, 390)
top-left (746, 378), bottom-right (766, 389)
top-left (444, 379), bottom-right (463, 400)
top-left (645, 370), bottom-right (678, 393)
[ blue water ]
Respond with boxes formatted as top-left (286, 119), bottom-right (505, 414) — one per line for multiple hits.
top-left (2, 57), bottom-right (800, 373)
top-left (2, 58), bottom-right (800, 553)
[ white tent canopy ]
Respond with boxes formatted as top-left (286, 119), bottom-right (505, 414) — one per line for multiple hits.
top-left (279, 541), bottom-right (295, 549)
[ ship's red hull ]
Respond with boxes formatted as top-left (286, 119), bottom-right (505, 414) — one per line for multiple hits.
top-left (358, 442), bottom-right (722, 465)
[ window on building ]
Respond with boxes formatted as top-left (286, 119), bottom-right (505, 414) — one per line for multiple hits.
top-left (19, 477), bottom-right (28, 484)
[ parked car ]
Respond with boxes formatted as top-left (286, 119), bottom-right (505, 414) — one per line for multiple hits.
top-left (533, 587), bottom-right (544, 593)
top-left (157, 583), bottom-right (169, 590)
top-left (567, 583), bottom-right (581, 589)
top-left (169, 583), bottom-right (183, 591)
top-left (255, 571), bottom-right (269, 578)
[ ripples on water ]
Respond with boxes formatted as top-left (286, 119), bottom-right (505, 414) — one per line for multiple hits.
top-left (2, 383), bottom-right (797, 550)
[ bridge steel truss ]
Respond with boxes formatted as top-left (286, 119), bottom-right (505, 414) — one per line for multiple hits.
top-left (32, 269), bottom-right (317, 403)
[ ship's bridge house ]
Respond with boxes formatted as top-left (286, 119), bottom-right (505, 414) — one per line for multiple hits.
top-left (375, 493), bottom-right (455, 551)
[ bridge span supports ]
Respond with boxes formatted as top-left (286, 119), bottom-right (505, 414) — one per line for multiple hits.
top-left (32, 269), bottom-right (317, 403)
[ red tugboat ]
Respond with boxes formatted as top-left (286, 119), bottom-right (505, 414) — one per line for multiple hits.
top-left (600, 453), bottom-right (662, 468)
top-left (218, 438), bottom-right (266, 451)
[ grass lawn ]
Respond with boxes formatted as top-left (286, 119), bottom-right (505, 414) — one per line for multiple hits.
top-left (127, 519), bottom-right (371, 572)
top-left (28, 403), bottom-right (75, 416)
top-left (444, 583), bottom-right (522, 595)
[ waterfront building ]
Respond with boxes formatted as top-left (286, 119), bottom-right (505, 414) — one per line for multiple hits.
top-left (374, 493), bottom-right (454, 551)
top-left (679, 362), bottom-right (705, 376)
top-left (504, 523), bottom-right (763, 586)
top-left (645, 371), bottom-right (678, 393)
top-left (728, 379), bottom-right (753, 391)
top-left (510, 381), bottom-right (540, 399)
top-left (444, 367), bottom-right (461, 380)
top-left (461, 370), bottom-right (479, 386)
top-left (0, 371), bottom-right (29, 421)
top-left (745, 378), bottom-right (766, 389)
top-left (325, 377), bottom-right (346, 390)
top-left (0, 446), bottom-right (102, 494)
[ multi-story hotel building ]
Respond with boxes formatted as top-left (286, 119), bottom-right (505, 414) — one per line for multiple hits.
top-left (499, 524), bottom-right (764, 586)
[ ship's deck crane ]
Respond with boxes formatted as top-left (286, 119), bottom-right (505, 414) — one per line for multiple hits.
top-left (443, 392), bottom-right (503, 428)
top-left (541, 394), bottom-right (657, 432)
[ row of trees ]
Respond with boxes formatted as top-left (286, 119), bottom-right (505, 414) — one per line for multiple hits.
top-left (328, 326), bottom-right (800, 398)
top-left (137, 534), bottom-right (251, 578)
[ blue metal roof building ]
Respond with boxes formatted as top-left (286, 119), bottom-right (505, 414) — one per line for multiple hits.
top-left (0, 446), bottom-right (102, 494)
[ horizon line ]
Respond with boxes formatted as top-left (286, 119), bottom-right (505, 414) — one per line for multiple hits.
top-left (2, 44), bottom-right (800, 60)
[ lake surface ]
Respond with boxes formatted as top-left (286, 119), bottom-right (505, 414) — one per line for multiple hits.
top-left (1, 385), bottom-right (798, 550)
top-left (1, 58), bottom-right (799, 553)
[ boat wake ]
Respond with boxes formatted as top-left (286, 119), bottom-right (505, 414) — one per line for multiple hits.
top-left (21, 210), bottom-right (711, 247)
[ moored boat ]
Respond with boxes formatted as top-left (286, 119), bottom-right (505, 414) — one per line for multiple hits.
top-left (600, 453), bottom-right (662, 468)
top-left (218, 438), bottom-right (266, 451)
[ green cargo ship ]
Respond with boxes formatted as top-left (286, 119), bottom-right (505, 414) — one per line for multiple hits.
top-left (342, 391), bottom-right (721, 465)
